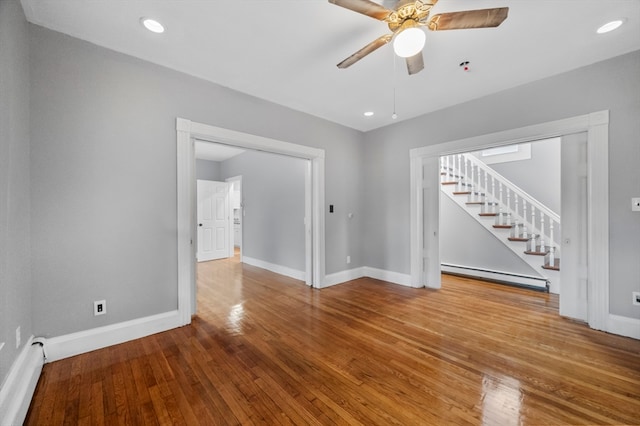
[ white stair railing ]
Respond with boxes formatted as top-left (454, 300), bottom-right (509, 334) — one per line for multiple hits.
top-left (442, 153), bottom-right (561, 257)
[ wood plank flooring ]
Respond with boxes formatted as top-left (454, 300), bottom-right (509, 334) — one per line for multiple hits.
top-left (26, 255), bottom-right (640, 425)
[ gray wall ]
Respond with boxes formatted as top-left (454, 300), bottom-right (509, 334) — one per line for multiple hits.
top-left (29, 24), bottom-right (365, 337)
top-left (220, 151), bottom-right (307, 271)
top-left (0, 0), bottom-right (32, 386)
top-left (483, 137), bottom-right (561, 214)
top-left (195, 159), bottom-right (221, 181)
top-left (440, 196), bottom-right (539, 277)
top-left (364, 50), bottom-right (640, 319)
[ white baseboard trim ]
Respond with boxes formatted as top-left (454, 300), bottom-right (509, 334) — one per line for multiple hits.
top-left (45, 310), bottom-right (183, 363)
top-left (363, 267), bottom-right (413, 287)
top-left (323, 267), bottom-right (412, 288)
top-left (0, 336), bottom-right (44, 425)
top-left (323, 267), bottom-right (365, 288)
top-left (441, 263), bottom-right (548, 291)
top-left (607, 314), bottom-right (640, 340)
top-left (242, 256), bottom-right (305, 281)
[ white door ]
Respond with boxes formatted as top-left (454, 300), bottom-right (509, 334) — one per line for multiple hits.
top-left (560, 132), bottom-right (588, 321)
top-left (197, 180), bottom-right (231, 262)
top-left (423, 156), bottom-right (441, 288)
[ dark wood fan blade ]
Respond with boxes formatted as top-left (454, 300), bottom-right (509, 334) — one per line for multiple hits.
top-left (427, 7), bottom-right (508, 31)
top-left (329, 0), bottom-right (393, 21)
top-left (406, 52), bottom-right (424, 75)
top-left (337, 34), bottom-right (393, 68)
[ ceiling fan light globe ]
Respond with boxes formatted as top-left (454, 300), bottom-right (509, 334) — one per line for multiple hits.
top-left (393, 27), bottom-right (425, 58)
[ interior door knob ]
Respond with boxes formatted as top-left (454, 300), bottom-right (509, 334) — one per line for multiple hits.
top-left (199, 223), bottom-right (203, 227)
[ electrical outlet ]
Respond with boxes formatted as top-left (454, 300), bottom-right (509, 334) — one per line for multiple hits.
top-left (633, 292), bottom-right (640, 306)
top-left (347, 255), bottom-right (351, 264)
top-left (632, 198), bottom-right (640, 212)
top-left (94, 300), bottom-right (106, 316)
top-left (16, 326), bottom-right (21, 349)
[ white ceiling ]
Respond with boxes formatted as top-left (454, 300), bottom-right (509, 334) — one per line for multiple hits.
top-left (21, 0), bottom-right (640, 132)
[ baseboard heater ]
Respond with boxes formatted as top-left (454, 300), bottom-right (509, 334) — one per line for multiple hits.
top-left (441, 263), bottom-right (549, 292)
top-left (0, 337), bottom-right (46, 425)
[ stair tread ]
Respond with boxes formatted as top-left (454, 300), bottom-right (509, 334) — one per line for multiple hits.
top-left (542, 264), bottom-right (560, 271)
top-left (453, 191), bottom-right (472, 195)
top-left (524, 247), bottom-right (549, 256)
top-left (508, 237), bottom-right (530, 242)
top-left (493, 225), bottom-right (513, 229)
top-left (479, 213), bottom-right (498, 217)
top-left (466, 201), bottom-right (484, 205)
top-left (441, 181), bottom-right (458, 185)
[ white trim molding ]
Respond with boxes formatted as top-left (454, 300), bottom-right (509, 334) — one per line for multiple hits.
top-left (324, 267), bottom-right (365, 288)
top-left (607, 315), bottom-right (640, 340)
top-left (322, 267), bottom-right (412, 288)
top-left (364, 267), bottom-right (412, 287)
top-left (242, 256), bottom-right (306, 282)
top-left (45, 310), bottom-right (182, 362)
top-left (0, 336), bottom-right (44, 425)
top-left (177, 118), bottom-right (326, 322)
top-left (409, 111), bottom-right (621, 336)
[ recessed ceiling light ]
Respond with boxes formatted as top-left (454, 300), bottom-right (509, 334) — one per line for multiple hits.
top-left (364, 111), bottom-right (374, 117)
top-left (141, 17), bottom-right (165, 34)
top-left (597, 20), bottom-right (623, 34)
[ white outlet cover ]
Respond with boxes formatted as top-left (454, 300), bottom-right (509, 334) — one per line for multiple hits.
top-left (632, 198), bottom-right (640, 212)
top-left (94, 300), bottom-right (106, 316)
top-left (633, 292), bottom-right (640, 306)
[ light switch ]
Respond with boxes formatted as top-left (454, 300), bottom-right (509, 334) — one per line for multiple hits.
top-left (632, 198), bottom-right (640, 212)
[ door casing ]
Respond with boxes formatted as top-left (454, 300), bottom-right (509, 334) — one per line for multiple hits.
top-left (177, 118), bottom-right (326, 322)
top-left (410, 111), bottom-right (609, 332)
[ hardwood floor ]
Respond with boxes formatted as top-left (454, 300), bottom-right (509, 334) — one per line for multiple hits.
top-left (26, 255), bottom-right (640, 425)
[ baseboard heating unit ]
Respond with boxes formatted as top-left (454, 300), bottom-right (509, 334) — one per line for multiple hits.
top-left (441, 263), bottom-right (549, 292)
top-left (0, 337), bottom-right (46, 425)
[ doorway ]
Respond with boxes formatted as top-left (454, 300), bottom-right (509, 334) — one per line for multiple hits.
top-left (409, 111), bottom-right (610, 332)
top-left (176, 118), bottom-right (326, 323)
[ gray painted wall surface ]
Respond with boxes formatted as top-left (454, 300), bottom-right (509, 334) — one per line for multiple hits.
top-left (195, 159), bottom-right (221, 181)
top-left (29, 25), bottom-right (364, 337)
top-left (485, 137), bottom-right (561, 214)
top-left (364, 50), bottom-right (640, 318)
top-left (0, 0), bottom-right (32, 385)
top-left (440, 196), bottom-right (539, 277)
top-left (220, 151), bottom-right (306, 271)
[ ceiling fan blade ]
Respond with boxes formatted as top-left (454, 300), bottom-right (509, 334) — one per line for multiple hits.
top-left (337, 34), bottom-right (393, 69)
top-left (329, 0), bottom-right (394, 21)
top-left (427, 7), bottom-right (508, 31)
top-left (406, 52), bottom-right (424, 75)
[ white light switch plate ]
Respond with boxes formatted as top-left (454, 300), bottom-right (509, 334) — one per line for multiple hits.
top-left (632, 197), bottom-right (640, 212)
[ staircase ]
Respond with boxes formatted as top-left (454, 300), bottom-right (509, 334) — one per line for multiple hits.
top-left (440, 153), bottom-right (561, 293)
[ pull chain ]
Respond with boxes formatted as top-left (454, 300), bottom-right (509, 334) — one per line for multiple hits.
top-left (392, 53), bottom-right (398, 119)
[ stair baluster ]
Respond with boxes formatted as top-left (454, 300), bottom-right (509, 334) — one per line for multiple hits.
top-left (513, 194), bottom-right (520, 238)
top-left (475, 165), bottom-right (481, 202)
top-left (463, 157), bottom-right (468, 193)
top-left (491, 178), bottom-right (496, 214)
top-left (457, 154), bottom-right (462, 192)
top-left (483, 172), bottom-right (489, 212)
top-left (540, 215), bottom-right (546, 253)
top-left (506, 190), bottom-right (511, 226)
top-left (523, 202), bottom-right (528, 238)
top-left (531, 208), bottom-right (537, 251)
top-left (548, 223), bottom-right (555, 265)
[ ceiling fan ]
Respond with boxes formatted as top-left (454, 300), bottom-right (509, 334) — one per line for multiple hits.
top-left (329, 0), bottom-right (509, 75)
